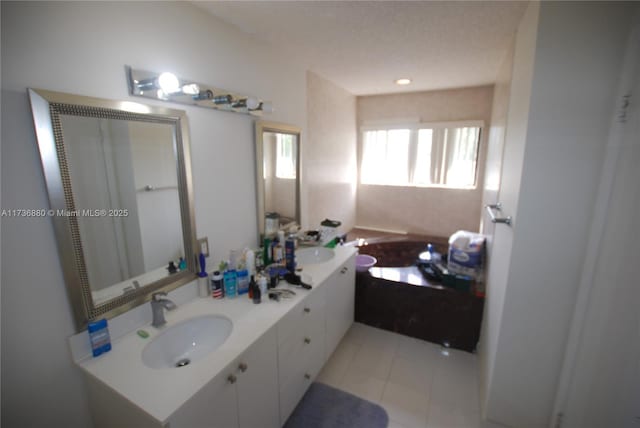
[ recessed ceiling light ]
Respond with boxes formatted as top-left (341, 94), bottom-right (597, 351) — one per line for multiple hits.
top-left (395, 78), bottom-right (412, 85)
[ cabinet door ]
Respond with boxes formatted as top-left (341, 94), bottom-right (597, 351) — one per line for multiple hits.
top-left (169, 370), bottom-right (239, 428)
top-left (277, 289), bottom-right (326, 425)
top-left (236, 327), bottom-right (279, 428)
top-left (325, 254), bottom-right (356, 359)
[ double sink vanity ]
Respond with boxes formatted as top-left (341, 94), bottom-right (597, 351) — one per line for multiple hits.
top-left (27, 88), bottom-right (350, 427)
top-left (78, 246), bottom-right (356, 428)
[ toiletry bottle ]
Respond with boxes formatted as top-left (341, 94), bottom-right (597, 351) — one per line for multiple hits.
top-left (252, 276), bottom-right (261, 304)
top-left (249, 275), bottom-right (257, 300)
top-left (263, 238), bottom-right (272, 265)
top-left (246, 249), bottom-right (255, 277)
top-left (258, 274), bottom-right (268, 297)
top-left (229, 250), bottom-right (238, 271)
top-left (88, 319), bottom-right (112, 357)
top-left (285, 236), bottom-right (296, 271)
top-left (276, 230), bottom-right (286, 265)
top-left (270, 238), bottom-right (279, 265)
top-left (167, 261), bottom-right (177, 274)
top-left (211, 270), bottom-right (224, 299)
top-left (237, 268), bottom-right (249, 295)
top-left (426, 243), bottom-right (442, 264)
top-left (178, 257), bottom-right (186, 271)
top-left (224, 269), bottom-right (237, 298)
top-left (256, 248), bottom-right (264, 272)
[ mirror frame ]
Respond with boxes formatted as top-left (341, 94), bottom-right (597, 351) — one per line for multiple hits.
top-left (255, 121), bottom-right (301, 241)
top-left (28, 88), bottom-right (198, 332)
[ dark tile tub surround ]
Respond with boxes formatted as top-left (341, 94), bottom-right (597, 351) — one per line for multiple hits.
top-left (349, 229), bottom-right (484, 352)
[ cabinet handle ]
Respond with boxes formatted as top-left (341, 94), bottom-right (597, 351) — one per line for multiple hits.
top-left (304, 373), bottom-right (311, 380)
top-left (238, 362), bottom-right (248, 373)
top-left (303, 307), bottom-right (310, 313)
top-left (340, 267), bottom-right (348, 274)
top-left (304, 337), bottom-right (311, 344)
top-left (227, 374), bottom-right (237, 384)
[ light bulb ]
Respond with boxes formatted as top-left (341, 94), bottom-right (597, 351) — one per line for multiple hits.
top-left (395, 78), bottom-right (412, 85)
top-left (158, 72), bottom-right (180, 93)
top-left (181, 83), bottom-right (200, 95)
top-left (246, 97), bottom-right (260, 110)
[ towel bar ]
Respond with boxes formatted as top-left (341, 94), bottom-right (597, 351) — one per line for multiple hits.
top-left (485, 203), bottom-right (512, 226)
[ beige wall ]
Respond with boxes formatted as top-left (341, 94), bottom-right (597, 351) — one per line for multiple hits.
top-left (356, 86), bottom-right (494, 237)
top-left (304, 71), bottom-right (358, 233)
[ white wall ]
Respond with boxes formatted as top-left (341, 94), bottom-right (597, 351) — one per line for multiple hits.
top-left (556, 11), bottom-right (640, 427)
top-left (129, 121), bottom-right (183, 272)
top-left (305, 71), bottom-right (357, 232)
top-left (482, 2), bottom-right (635, 426)
top-left (477, 34), bottom-right (516, 411)
top-left (356, 86), bottom-right (494, 237)
top-left (1, 2), bottom-right (306, 427)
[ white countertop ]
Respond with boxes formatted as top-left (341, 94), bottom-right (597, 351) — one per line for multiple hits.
top-left (76, 245), bottom-right (356, 424)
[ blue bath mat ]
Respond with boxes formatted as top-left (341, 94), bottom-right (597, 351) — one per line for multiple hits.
top-left (284, 382), bottom-right (389, 428)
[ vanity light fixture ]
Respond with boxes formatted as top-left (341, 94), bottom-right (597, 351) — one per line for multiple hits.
top-left (212, 94), bottom-right (233, 105)
top-left (181, 83), bottom-right (201, 96)
top-left (157, 72), bottom-right (181, 93)
top-left (126, 66), bottom-right (272, 116)
top-left (232, 96), bottom-right (260, 110)
top-left (395, 78), bottom-right (412, 85)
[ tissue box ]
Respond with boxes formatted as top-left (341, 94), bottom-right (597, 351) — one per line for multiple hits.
top-left (448, 231), bottom-right (485, 280)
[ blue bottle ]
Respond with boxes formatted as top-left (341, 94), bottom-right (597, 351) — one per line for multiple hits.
top-left (236, 269), bottom-right (249, 295)
top-left (224, 269), bottom-right (238, 298)
top-left (285, 237), bottom-right (296, 271)
top-left (88, 319), bottom-right (112, 357)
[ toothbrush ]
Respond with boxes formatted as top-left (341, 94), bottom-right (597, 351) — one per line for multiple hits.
top-left (199, 253), bottom-right (207, 277)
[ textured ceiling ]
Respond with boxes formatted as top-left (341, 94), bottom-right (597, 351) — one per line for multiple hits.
top-left (195, 1), bottom-right (527, 96)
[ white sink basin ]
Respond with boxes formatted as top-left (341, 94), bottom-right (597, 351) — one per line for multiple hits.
top-left (296, 247), bottom-right (335, 265)
top-left (142, 315), bottom-right (232, 369)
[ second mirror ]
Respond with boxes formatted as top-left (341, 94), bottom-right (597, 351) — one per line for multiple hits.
top-left (255, 121), bottom-right (301, 240)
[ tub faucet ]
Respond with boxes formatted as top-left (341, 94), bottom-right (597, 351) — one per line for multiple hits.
top-left (150, 292), bottom-right (176, 328)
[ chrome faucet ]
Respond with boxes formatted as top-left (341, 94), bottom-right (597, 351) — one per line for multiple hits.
top-left (150, 292), bottom-right (176, 328)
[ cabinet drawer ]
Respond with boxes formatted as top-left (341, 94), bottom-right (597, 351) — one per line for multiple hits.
top-left (278, 319), bottom-right (324, 387)
top-left (277, 288), bottom-right (325, 346)
top-left (279, 336), bottom-right (325, 425)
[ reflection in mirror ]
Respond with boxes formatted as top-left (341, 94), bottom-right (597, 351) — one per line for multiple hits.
top-left (60, 116), bottom-right (184, 305)
top-left (28, 89), bottom-right (197, 331)
top-left (255, 122), bottom-right (301, 240)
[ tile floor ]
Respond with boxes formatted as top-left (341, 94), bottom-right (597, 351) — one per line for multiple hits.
top-left (316, 322), bottom-right (504, 428)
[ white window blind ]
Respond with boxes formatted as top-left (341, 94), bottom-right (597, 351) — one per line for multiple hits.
top-left (275, 133), bottom-right (296, 179)
top-left (361, 122), bottom-right (481, 188)
top-left (361, 129), bottom-right (410, 185)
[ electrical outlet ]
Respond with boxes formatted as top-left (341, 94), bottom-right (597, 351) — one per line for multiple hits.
top-left (197, 237), bottom-right (209, 258)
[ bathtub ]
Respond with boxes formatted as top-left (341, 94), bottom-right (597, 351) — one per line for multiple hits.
top-left (355, 240), bottom-right (484, 352)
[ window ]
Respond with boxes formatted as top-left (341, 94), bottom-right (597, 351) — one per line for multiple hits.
top-left (360, 121), bottom-right (481, 188)
top-left (276, 133), bottom-right (296, 179)
top-left (360, 129), bottom-right (410, 185)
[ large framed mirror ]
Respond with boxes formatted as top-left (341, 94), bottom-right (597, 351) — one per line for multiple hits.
top-left (28, 88), bottom-right (198, 331)
top-left (255, 121), bottom-right (301, 241)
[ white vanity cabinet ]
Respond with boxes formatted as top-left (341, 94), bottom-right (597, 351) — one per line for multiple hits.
top-left (169, 326), bottom-right (279, 428)
top-left (324, 254), bottom-right (356, 358)
top-left (78, 246), bottom-right (357, 428)
top-left (276, 286), bottom-right (326, 425)
top-left (276, 252), bottom-right (356, 425)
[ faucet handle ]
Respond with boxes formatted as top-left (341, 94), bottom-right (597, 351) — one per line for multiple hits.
top-left (152, 291), bottom-right (168, 301)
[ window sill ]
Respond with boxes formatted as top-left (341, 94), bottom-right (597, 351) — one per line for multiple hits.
top-left (359, 182), bottom-right (477, 190)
